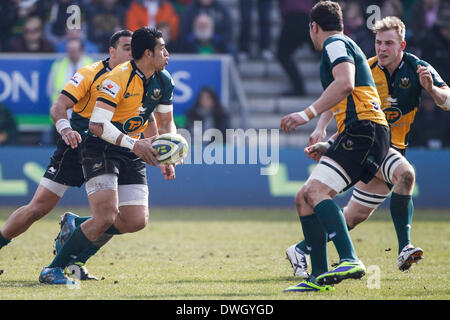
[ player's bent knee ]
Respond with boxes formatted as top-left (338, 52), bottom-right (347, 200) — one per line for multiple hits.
top-left (398, 167), bottom-right (415, 188)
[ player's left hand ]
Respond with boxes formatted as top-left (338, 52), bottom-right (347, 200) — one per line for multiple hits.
top-left (159, 164), bottom-right (175, 180)
top-left (280, 113), bottom-right (306, 133)
top-left (417, 65), bottom-right (433, 92)
top-left (61, 128), bottom-right (82, 149)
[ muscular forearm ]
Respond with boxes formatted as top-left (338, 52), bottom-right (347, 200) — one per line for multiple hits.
top-left (316, 110), bottom-right (334, 131)
top-left (428, 86), bottom-right (450, 107)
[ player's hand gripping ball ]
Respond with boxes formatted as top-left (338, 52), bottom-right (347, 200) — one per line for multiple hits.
top-left (152, 133), bottom-right (188, 165)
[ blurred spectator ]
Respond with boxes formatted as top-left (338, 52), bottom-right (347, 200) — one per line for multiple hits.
top-left (47, 0), bottom-right (87, 40)
top-left (238, 0), bottom-right (274, 62)
top-left (157, 21), bottom-right (180, 52)
top-left (86, 0), bottom-right (125, 52)
top-left (343, 1), bottom-right (375, 58)
top-left (276, 0), bottom-right (315, 97)
top-left (180, 0), bottom-right (233, 44)
top-left (47, 38), bottom-right (93, 107)
top-left (179, 13), bottom-right (230, 55)
top-left (0, 1), bottom-right (20, 51)
top-left (125, 0), bottom-right (179, 42)
top-left (55, 28), bottom-right (99, 54)
top-left (170, 0), bottom-right (193, 15)
top-left (2, 0), bottom-right (52, 42)
top-left (0, 103), bottom-right (19, 145)
top-left (381, 0), bottom-right (404, 19)
top-left (408, 0), bottom-right (440, 41)
top-left (8, 16), bottom-right (55, 52)
top-left (420, 2), bottom-right (450, 84)
top-left (186, 86), bottom-right (229, 137)
top-left (409, 92), bottom-right (449, 149)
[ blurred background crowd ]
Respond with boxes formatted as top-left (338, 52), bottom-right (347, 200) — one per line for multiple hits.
top-left (0, 0), bottom-right (449, 149)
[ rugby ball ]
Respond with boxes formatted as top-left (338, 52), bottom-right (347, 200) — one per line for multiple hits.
top-left (152, 133), bottom-right (188, 165)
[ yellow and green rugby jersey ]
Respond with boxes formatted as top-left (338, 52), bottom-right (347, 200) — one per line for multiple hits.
top-left (320, 34), bottom-right (388, 133)
top-left (96, 60), bottom-right (174, 139)
top-left (368, 52), bottom-right (447, 150)
top-left (61, 59), bottom-right (111, 133)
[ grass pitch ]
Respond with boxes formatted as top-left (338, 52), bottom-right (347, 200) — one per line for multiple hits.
top-left (0, 207), bottom-right (448, 300)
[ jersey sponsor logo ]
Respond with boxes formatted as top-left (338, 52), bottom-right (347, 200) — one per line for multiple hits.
top-left (384, 106), bottom-right (402, 123)
top-left (101, 79), bottom-right (120, 98)
top-left (399, 77), bottom-right (411, 89)
top-left (151, 88), bottom-right (162, 100)
top-left (69, 72), bottom-right (84, 87)
top-left (123, 116), bottom-right (144, 132)
top-left (124, 92), bottom-right (140, 98)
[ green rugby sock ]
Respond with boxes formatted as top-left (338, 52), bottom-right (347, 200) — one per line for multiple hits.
top-left (314, 199), bottom-right (358, 262)
top-left (72, 243), bottom-right (100, 264)
top-left (74, 217), bottom-right (121, 234)
top-left (296, 222), bottom-right (353, 254)
top-left (390, 193), bottom-right (414, 254)
top-left (105, 224), bottom-right (122, 235)
top-left (71, 233), bottom-right (114, 264)
top-left (48, 226), bottom-right (93, 268)
top-left (74, 217), bottom-right (90, 228)
top-left (299, 214), bottom-right (328, 278)
top-left (0, 231), bottom-right (11, 250)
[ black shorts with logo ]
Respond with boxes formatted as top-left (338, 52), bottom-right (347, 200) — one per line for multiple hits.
top-left (43, 138), bottom-right (85, 187)
top-left (324, 120), bottom-right (390, 192)
top-left (80, 135), bottom-right (147, 185)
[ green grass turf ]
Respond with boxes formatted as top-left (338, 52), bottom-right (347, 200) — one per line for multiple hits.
top-left (0, 207), bottom-right (448, 300)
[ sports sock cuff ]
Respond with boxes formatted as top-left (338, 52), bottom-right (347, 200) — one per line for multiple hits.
top-left (0, 231), bottom-right (11, 247)
top-left (391, 193), bottom-right (412, 200)
top-left (105, 224), bottom-right (122, 235)
top-left (74, 216), bottom-right (91, 228)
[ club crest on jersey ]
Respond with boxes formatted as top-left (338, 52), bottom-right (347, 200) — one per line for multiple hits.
top-left (384, 106), bottom-right (402, 123)
top-left (151, 88), bottom-right (162, 100)
top-left (123, 116), bottom-right (144, 133)
top-left (399, 77), bottom-right (411, 89)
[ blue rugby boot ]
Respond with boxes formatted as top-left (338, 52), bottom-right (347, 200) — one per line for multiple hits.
top-left (39, 267), bottom-right (76, 285)
top-left (54, 212), bottom-right (78, 255)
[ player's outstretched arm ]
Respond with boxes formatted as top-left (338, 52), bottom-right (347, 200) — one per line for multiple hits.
top-left (50, 94), bottom-right (81, 149)
top-left (280, 62), bottom-right (355, 133)
top-left (89, 101), bottom-right (160, 166)
top-left (417, 65), bottom-right (450, 111)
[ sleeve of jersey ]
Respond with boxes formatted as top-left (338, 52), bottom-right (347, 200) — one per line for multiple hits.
top-left (60, 67), bottom-right (92, 104)
top-left (96, 75), bottom-right (124, 108)
top-left (418, 61), bottom-right (447, 88)
top-left (325, 40), bottom-right (355, 69)
top-left (155, 72), bottom-right (175, 113)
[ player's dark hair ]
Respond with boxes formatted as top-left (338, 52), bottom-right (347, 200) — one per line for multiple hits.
top-left (310, 1), bottom-right (344, 32)
top-left (109, 30), bottom-right (132, 49)
top-left (131, 27), bottom-right (163, 60)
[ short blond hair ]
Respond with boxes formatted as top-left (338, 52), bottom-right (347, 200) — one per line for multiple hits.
top-left (373, 16), bottom-right (405, 41)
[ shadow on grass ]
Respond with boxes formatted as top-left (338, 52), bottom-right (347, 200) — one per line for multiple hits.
top-left (127, 292), bottom-right (277, 299)
top-left (0, 280), bottom-right (42, 288)
top-left (153, 276), bottom-right (295, 285)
